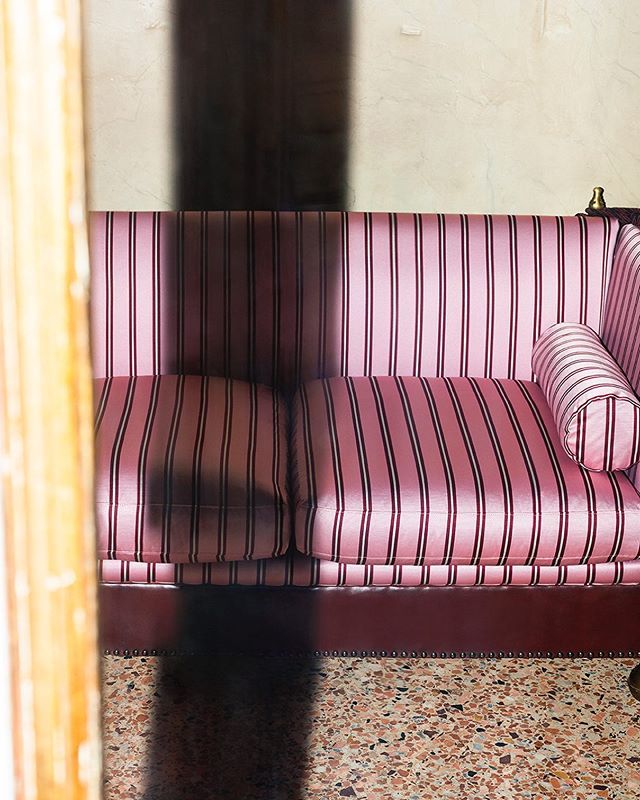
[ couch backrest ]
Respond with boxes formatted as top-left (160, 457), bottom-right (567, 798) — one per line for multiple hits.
top-left (602, 223), bottom-right (640, 491)
top-left (90, 211), bottom-right (618, 390)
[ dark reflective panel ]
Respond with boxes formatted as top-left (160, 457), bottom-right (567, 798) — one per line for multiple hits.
top-left (174, 0), bottom-right (352, 210)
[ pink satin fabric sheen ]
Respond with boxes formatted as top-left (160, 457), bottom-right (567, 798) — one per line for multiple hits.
top-left (533, 322), bottom-right (640, 471)
top-left (90, 212), bottom-right (618, 388)
top-left (98, 553), bottom-right (640, 588)
top-left (89, 212), bottom-right (640, 585)
top-left (293, 376), bottom-right (640, 567)
top-left (602, 224), bottom-right (640, 492)
top-left (94, 375), bottom-right (289, 563)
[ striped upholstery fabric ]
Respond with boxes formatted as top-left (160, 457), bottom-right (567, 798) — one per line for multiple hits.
top-left (99, 554), bottom-right (640, 587)
top-left (90, 211), bottom-right (630, 586)
top-left (533, 322), bottom-right (640, 471)
top-left (90, 212), bottom-right (618, 388)
top-left (602, 224), bottom-right (640, 490)
top-left (94, 375), bottom-right (289, 563)
top-left (293, 376), bottom-right (640, 567)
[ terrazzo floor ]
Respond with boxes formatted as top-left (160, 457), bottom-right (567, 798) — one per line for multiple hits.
top-left (103, 656), bottom-right (640, 800)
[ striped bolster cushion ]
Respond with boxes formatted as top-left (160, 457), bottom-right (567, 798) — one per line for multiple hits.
top-left (532, 323), bottom-right (640, 471)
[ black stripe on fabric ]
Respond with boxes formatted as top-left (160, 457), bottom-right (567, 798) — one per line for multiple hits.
top-left (418, 377), bottom-right (456, 565)
top-left (578, 214), bottom-right (588, 325)
top-left (599, 217), bottom-right (612, 328)
top-left (284, 549), bottom-right (295, 587)
top-left (507, 215), bottom-right (519, 380)
top-left (318, 212), bottom-right (328, 378)
top-left (298, 384), bottom-right (318, 555)
top-left (245, 382), bottom-right (258, 559)
top-left (623, 239), bottom-right (640, 382)
top-left (216, 378), bottom-right (233, 561)
top-left (556, 217), bottom-right (565, 322)
top-left (389, 213), bottom-right (399, 376)
top-left (604, 469), bottom-right (625, 563)
top-left (294, 213), bottom-right (304, 388)
top-left (364, 213), bottom-right (374, 375)
top-left (340, 213), bottom-right (350, 376)
top-left (200, 212), bottom-right (209, 374)
top-left (311, 555), bottom-right (320, 587)
top-left (491, 379), bottom-right (542, 566)
top-left (107, 377), bottom-right (138, 560)
top-left (468, 378), bottom-right (514, 566)
top-left (134, 375), bottom-right (161, 561)
top-left (321, 379), bottom-right (346, 561)
top-left (370, 377), bottom-right (402, 565)
top-left (271, 387), bottom-right (285, 557)
top-left (611, 238), bottom-right (640, 383)
top-left (176, 212), bottom-right (185, 374)
top-left (188, 376), bottom-right (209, 563)
top-left (575, 407), bottom-right (586, 466)
top-left (128, 212), bottom-right (137, 375)
top-left (532, 215), bottom-right (542, 355)
top-left (105, 211), bottom-right (114, 377)
top-left (484, 215), bottom-right (495, 378)
top-left (460, 215), bottom-right (470, 376)
top-left (94, 376), bottom-right (112, 434)
top-left (345, 377), bottom-right (373, 565)
top-left (247, 212), bottom-right (256, 383)
top-left (604, 398), bottom-right (614, 471)
top-left (152, 212), bottom-right (161, 375)
top-left (223, 211), bottom-right (231, 376)
top-left (444, 378), bottom-right (486, 565)
top-left (161, 375), bottom-right (186, 563)
top-left (436, 214), bottom-right (447, 377)
top-left (271, 211), bottom-right (281, 388)
top-left (395, 376), bottom-right (430, 563)
top-left (412, 214), bottom-right (424, 376)
top-left (515, 381), bottom-right (571, 566)
top-left (632, 408), bottom-right (640, 467)
top-left (611, 239), bottom-right (630, 367)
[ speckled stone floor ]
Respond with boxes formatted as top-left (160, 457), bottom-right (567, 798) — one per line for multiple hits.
top-left (103, 656), bottom-right (640, 799)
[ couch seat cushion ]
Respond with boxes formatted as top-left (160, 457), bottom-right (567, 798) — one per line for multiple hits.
top-left (95, 375), bottom-right (289, 563)
top-left (293, 376), bottom-right (640, 567)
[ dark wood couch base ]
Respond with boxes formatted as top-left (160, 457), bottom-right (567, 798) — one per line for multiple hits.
top-left (100, 584), bottom-right (640, 657)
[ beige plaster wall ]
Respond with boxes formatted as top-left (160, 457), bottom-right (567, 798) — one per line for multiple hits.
top-left (84, 0), bottom-right (640, 213)
top-left (84, 0), bottom-right (174, 210)
top-left (349, 0), bottom-right (640, 213)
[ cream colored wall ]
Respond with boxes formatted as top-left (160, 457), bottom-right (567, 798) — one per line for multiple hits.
top-left (349, 0), bottom-right (640, 213)
top-left (84, 0), bottom-right (174, 210)
top-left (84, 0), bottom-right (640, 213)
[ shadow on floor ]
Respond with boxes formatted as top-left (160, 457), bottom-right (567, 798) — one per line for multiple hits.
top-left (142, 653), bottom-right (318, 800)
top-left (136, 2), bottom-right (354, 795)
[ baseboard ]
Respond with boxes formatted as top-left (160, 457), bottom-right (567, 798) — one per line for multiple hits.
top-left (99, 583), bottom-right (640, 657)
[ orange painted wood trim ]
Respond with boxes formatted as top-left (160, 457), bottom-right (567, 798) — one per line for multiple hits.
top-left (0, 1), bottom-right (100, 798)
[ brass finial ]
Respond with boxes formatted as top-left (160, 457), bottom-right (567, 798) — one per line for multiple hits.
top-left (588, 186), bottom-right (606, 211)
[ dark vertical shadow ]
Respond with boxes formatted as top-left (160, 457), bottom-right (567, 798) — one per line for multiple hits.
top-left (137, 3), bottom-right (353, 798)
top-left (141, 591), bottom-right (320, 800)
top-left (174, 0), bottom-right (352, 210)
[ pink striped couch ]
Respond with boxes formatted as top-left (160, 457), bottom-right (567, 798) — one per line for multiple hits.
top-left (94, 211), bottom-right (640, 657)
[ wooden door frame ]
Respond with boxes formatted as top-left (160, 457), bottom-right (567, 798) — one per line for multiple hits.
top-left (0, 1), bottom-right (101, 797)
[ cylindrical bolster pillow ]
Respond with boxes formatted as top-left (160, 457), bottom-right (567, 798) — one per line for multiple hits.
top-left (532, 322), bottom-right (640, 471)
